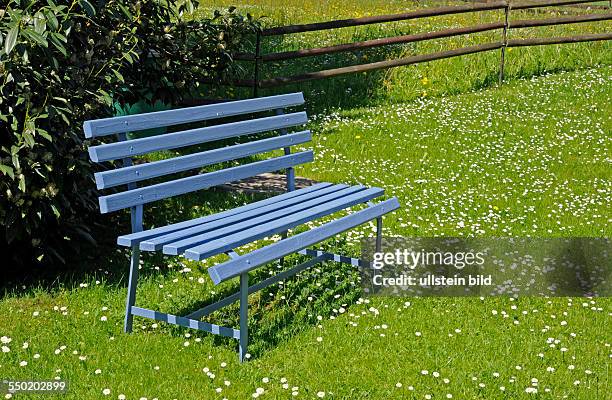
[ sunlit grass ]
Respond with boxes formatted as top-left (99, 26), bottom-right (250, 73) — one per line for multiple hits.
top-left (297, 66), bottom-right (611, 239)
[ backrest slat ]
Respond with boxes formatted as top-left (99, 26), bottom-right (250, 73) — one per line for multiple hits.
top-left (83, 93), bottom-right (305, 138)
top-left (89, 112), bottom-right (308, 162)
top-left (94, 131), bottom-right (311, 189)
top-left (98, 151), bottom-right (314, 213)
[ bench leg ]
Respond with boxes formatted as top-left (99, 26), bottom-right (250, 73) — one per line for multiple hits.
top-left (124, 245), bottom-right (140, 333)
top-left (239, 272), bottom-right (249, 362)
top-left (279, 231), bottom-right (288, 267)
top-left (376, 216), bottom-right (383, 252)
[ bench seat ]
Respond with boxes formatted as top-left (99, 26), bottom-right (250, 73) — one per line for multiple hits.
top-left (117, 182), bottom-right (398, 284)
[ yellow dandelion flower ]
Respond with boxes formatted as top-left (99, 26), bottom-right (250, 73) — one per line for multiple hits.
top-left (421, 76), bottom-right (430, 86)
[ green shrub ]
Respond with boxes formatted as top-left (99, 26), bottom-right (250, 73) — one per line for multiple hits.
top-left (0, 0), bottom-right (259, 267)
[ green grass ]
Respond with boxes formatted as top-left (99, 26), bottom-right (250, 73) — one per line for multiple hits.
top-left (1, 65), bottom-right (610, 399)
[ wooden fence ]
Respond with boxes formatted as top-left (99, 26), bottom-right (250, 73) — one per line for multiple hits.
top-left (229, 0), bottom-right (611, 96)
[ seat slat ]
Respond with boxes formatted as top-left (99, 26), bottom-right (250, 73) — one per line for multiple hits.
top-left (83, 93), bottom-right (305, 138)
top-left (141, 183), bottom-right (350, 251)
top-left (181, 186), bottom-right (386, 261)
top-left (95, 130), bottom-right (312, 189)
top-left (99, 151), bottom-right (314, 213)
top-left (158, 185), bottom-right (364, 254)
top-left (116, 182), bottom-right (333, 247)
top-left (206, 198), bottom-right (400, 284)
top-left (88, 112), bottom-right (308, 162)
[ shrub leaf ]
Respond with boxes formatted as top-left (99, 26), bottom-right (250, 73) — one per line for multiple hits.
top-left (5, 25), bottom-right (19, 55)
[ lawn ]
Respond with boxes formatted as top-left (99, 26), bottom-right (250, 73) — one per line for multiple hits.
top-left (1, 64), bottom-right (610, 399)
top-left (1, 1), bottom-right (611, 399)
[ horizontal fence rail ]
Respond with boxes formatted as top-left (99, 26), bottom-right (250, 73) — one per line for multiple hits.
top-left (235, 21), bottom-right (507, 62)
top-left (258, 42), bottom-right (505, 88)
top-left (227, 0), bottom-right (610, 94)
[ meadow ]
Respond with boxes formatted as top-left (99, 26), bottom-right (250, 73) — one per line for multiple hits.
top-left (1, 1), bottom-right (611, 399)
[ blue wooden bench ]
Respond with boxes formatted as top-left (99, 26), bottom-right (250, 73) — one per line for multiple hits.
top-left (84, 92), bottom-right (399, 360)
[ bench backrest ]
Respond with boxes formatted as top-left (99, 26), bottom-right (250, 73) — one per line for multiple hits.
top-left (84, 93), bottom-right (311, 233)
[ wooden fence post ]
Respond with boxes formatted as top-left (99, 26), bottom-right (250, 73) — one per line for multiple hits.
top-left (499, 1), bottom-right (510, 85)
top-left (253, 31), bottom-right (262, 98)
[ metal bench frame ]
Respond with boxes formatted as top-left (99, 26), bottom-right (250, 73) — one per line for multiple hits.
top-left (84, 93), bottom-right (399, 361)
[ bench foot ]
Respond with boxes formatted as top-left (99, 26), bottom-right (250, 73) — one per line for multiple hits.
top-left (376, 216), bottom-right (383, 252)
top-left (124, 245), bottom-right (140, 333)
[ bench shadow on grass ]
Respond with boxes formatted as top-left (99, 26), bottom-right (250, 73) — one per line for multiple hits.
top-left (138, 188), bottom-right (363, 359)
top-left (172, 235), bottom-right (361, 359)
top-left (121, 192), bottom-right (362, 359)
